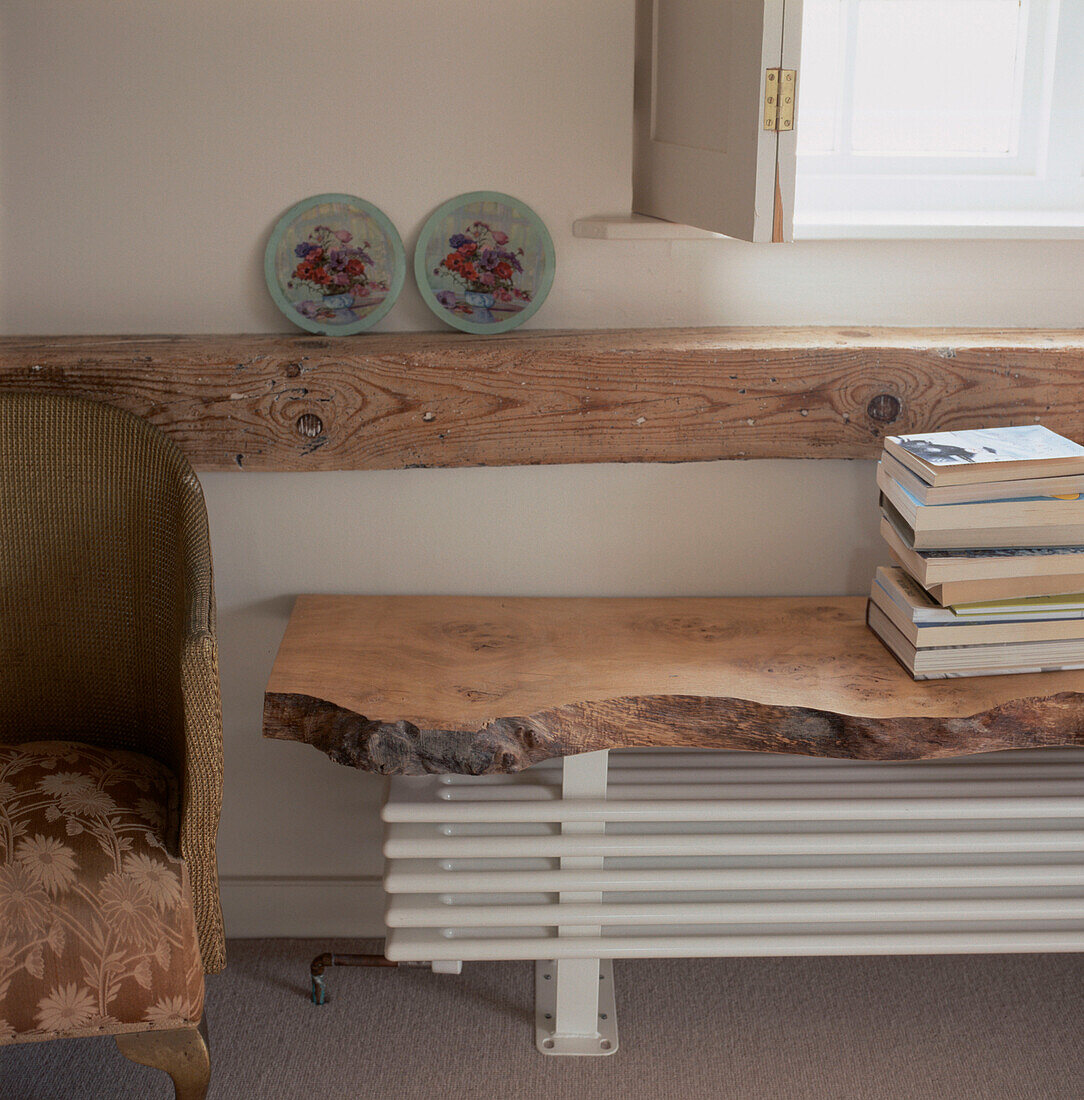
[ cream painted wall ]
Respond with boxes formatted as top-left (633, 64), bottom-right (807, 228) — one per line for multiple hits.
top-left (3, 2), bottom-right (1082, 935)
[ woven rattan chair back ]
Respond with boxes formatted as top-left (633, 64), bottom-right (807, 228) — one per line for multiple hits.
top-left (0, 392), bottom-right (225, 970)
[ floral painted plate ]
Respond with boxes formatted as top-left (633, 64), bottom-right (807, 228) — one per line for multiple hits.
top-left (414, 191), bottom-right (555, 334)
top-left (264, 193), bottom-right (405, 335)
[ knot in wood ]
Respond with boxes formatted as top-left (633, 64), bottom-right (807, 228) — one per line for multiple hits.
top-left (295, 413), bottom-right (324, 438)
top-left (866, 393), bottom-right (902, 424)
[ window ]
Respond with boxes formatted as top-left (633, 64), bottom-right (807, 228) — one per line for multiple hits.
top-left (795, 0), bottom-right (1084, 236)
top-left (612, 0), bottom-right (1084, 243)
top-left (631, 0), bottom-right (802, 242)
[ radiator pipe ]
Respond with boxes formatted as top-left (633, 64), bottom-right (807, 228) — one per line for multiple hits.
top-left (310, 947), bottom-right (400, 1005)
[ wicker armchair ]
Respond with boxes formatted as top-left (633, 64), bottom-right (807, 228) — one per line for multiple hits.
top-left (0, 393), bottom-right (224, 1098)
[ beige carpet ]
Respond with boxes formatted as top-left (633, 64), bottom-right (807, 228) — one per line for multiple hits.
top-left (2, 939), bottom-right (1082, 1100)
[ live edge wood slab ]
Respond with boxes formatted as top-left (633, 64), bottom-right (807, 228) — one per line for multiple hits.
top-left (263, 595), bottom-right (1084, 775)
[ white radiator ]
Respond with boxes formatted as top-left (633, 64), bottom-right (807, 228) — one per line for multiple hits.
top-left (382, 747), bottom-right (1084, 1055)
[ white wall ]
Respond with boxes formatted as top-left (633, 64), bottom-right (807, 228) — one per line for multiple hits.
top-left (4, 2), bottom-right (1082, 936)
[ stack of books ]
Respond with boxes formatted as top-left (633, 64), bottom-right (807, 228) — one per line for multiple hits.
top-left (868, 424), bottom-right (1084, 679)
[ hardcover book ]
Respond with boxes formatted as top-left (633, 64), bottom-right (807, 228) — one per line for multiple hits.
top-left (867, 601), bottom-right (1084, 680)
top-left (877, 464), bottom-right (1084, 549)
top-left (880, 509), bottom-right (1084, 604)
top-left (951, 593), bottom-right (1084, 619)
top-left (880, 450), bottom-right (1084, 506)
top-left (870, 566), bottom-right (1084, 648)
top-left (884, 425), bottom-right (1084, 488)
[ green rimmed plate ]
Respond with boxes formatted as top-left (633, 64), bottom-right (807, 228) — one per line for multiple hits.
top-left (414, 191), bottom-right (555, 335)
top-left (264, 193), bottom-right (405, 335)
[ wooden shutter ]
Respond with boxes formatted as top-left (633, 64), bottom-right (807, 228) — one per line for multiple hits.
top-left (633, 0), bottom-right (803, 242)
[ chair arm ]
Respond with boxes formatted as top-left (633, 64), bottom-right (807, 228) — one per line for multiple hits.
top-left (179, 628), bottom-right (226, 973)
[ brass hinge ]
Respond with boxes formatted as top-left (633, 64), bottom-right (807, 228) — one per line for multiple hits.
top-left (763, 69), bottom-right (796, 132)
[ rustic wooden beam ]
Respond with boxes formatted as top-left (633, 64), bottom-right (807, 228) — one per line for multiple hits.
top-left (263, 595), bottom-right (1084, 774)
top-left (1, 328), bottom-right (1081, 470)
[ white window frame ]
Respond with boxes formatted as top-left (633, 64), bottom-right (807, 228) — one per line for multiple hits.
top-left (794, 0), bottom-right (1084, 238)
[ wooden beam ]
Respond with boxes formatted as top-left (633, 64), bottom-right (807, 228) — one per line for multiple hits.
top-left (1, 329), bottom-right (1082, 470)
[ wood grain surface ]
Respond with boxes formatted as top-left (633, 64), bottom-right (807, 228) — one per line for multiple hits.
top-left (263, 595), bottom-right (1084, 774)
top-left (2, 329), bottom-right (1082, 470)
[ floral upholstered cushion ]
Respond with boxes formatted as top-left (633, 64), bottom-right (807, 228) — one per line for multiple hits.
top-left (0, 741), bottom-right (204, 1043)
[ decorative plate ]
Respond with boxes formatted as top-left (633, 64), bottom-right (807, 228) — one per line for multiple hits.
top-left (414, 191), bottom-right (555, 335)
top-left (264, 193), bottom-right (405, 335)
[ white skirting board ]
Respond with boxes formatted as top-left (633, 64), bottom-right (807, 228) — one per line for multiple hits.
top-left (219, 875), bottom-right (385, 938)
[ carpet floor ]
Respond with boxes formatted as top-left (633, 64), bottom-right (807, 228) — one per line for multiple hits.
top-left (2, 939), bottom-right (1082, 1100)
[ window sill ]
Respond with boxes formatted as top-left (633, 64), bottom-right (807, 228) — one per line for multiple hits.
top-left (794, 211), bottom-right (1084, 240)
top-left (573, 213), bottom-right (1084, 242)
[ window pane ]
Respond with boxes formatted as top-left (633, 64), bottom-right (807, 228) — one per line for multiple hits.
top-left (797, 0), bottom-right (845, 155)
top-left (851, 0), bottom-right (1025, 155)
